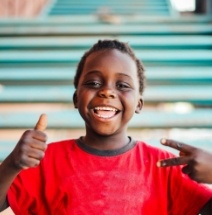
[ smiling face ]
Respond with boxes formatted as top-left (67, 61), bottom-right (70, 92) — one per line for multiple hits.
top-left (74, 49), bottom-right (143, 137)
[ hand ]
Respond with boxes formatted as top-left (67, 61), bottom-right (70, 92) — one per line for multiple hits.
top-left (157, 138), bottom-right (212, 184)
top-left (10, 114), bottom-right (48, 170)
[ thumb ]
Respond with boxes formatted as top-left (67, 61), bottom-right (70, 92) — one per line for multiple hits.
top-left (34, 114), bottom-right (48, 131)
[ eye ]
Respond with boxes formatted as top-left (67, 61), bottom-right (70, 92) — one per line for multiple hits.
top-left (116, 82), bottom-right (131, 90)
top-left (84, 80), bottom-right (102, 88)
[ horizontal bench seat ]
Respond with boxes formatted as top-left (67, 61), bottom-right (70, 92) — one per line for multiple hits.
top-left (0, 85), bottom-right (211, 104)
top-left (48, 0), bottom-right (170, 15)
top-left (50, 2), bottom-right (168, 9)
top-left (0, 109), bottom-right (212, 129)
top-left (53, 1), bottom-right (168, 5)
top-left (1, 36), bottom-right (211, 50)
top-left (53, 0), bottom-right (168, 5)
top-left (1, 67), bottom-right (212, 85)
top-left (1, 50), bottom-right (212, 66)
top-left (50, 5), bottom-right (169, 10)
top-left (1, 24), bottom-right (212, 36)
top-left (0, 15), bottom-right (211, 25)
top-left (49, 9), bottom-right (169, 16)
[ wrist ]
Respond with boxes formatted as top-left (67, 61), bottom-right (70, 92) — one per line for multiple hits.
top-left (0, 154), bottom-right (22, 176)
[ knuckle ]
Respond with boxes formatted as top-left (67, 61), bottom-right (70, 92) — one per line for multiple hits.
top-left (191, 147), bottom-right (197, 155)
top-left (35, 131), bottom-right (48, 142)
top-left (20, 154), bottom-right (28, 164)
top-left (19, 136), bottom-right (32, 148)
top-left (188, 154), bottom-right (197, 165)
top-left (22, 129), bottom-right (33, 137)
top-left (42, 143), bottom-right (48, 151)
top-left (24, 158), bottom-right (40, 168)
top-left (20, 144), bottom-right (30, 154)
top-left (32, 160), bottom-right (40, 167)
top-left (42, 133), bottom-right (48, 142)
top-left (176, 143), bottom-right (183, 150)
top-left (38, 151), bottom-right (45, 160)
top-left (15, 157), bottom-right (27, 169)
top-left (36, 142), bottom-right (47, 151)
top-left (170, 157), bottom-right (180, 165)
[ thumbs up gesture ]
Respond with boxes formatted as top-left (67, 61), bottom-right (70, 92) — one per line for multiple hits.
top-left (10, 114), bottom-right (48, 170)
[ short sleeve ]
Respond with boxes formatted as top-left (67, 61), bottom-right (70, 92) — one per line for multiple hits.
top-left (7, 140), bottom-right (72, 215)
top-left (7, 166), bottom-right (44, 215)
top-left (168, 164), bottom-right (212, 215)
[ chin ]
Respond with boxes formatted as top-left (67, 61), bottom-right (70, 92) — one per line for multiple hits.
top-left (93, 127), bottom-right (118, 136)
top-left (96, 130), bottom-right (116, 136)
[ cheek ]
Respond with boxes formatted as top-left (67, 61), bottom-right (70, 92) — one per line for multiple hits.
top-left (122, 93), bottom-right (138, 112)
top-left (77, 90), bottom-right (93, 109)
top-left (75, 91), bottom-right (85, 108)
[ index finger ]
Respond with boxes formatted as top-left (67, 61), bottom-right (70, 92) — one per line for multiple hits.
top-left (160, 138), bottom-right (196, 154)
top-left (157, 156), bottom-right (190, 168)
top-left (34, 114), bottom-right (48, 131)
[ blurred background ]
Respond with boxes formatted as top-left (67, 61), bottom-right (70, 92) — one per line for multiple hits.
top-left (0, 0), bottom-right (212, 154)
top-left (0, 1), bottom-right (212, 212)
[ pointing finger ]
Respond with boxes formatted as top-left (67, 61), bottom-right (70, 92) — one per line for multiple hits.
top-left (157, 156), bottom-right (190, 168)
top-left (160, 138), bottom-right (196, 154)
top-left (34, 114), bottom-right (48, 131)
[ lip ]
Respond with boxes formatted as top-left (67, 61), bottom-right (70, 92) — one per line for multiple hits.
top-left (91, 105), bottom-right (121, 111)
top-left (90, 105), bottom-right (121, 121)
top-left (94, 106), bottom-right (119, 112)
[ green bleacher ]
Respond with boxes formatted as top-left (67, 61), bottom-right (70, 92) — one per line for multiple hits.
top-left (0, 0), bottom-right (212, 160)
top-left (49, 0), bottom-right (170, 15)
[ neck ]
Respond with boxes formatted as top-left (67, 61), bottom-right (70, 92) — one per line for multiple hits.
top-left (82, 132), bottom-right (130, 151)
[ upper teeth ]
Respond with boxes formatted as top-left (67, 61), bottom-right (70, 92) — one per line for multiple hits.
top-left (94, 107), bottom-right (117, 111)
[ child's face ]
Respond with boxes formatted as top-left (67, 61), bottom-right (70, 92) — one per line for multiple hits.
top-left (74, 49), bottom-right (143, 136)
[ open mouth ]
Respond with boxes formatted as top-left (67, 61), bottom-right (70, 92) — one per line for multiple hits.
top-left (93, 106), bottom-right (119, 119)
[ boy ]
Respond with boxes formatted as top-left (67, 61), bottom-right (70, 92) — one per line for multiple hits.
top-left (0, 40), bottom-right (212, 214)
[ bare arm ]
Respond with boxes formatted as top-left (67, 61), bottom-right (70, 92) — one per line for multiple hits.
top-left (0, 114), bottom-right (48, 211)
top-left (0, 156), bottom-right (20, 211)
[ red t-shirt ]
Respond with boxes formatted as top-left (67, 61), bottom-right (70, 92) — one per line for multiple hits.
top-left (8, 139), bottom-right (212, 215)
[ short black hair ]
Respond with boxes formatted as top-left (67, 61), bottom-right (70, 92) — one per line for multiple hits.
top-left (74, 39), bottom-right (145, 95)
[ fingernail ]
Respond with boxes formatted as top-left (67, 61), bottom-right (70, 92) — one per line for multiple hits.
top-left (157, 161), bottom-right (166, 167)
top-left (156, 161), bottom-right (161, 167)
top-left (161, 138), bottom-right (166, 144)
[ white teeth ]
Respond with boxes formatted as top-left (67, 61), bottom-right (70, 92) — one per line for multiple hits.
top-left (94, 107), bottom-right (118, 112)
top-left (96, 114), bottom-right (113, 119)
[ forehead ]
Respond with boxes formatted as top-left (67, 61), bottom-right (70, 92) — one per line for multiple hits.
top-left (83, 49), bottom-right (137, 78)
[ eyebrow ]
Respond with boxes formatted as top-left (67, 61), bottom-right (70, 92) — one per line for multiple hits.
top-left (116, 73), bottom-right (132, 79)
top-left (84, 71), bottom-right (133, 79)
top-left (84, 70), bottom-right (101, 77)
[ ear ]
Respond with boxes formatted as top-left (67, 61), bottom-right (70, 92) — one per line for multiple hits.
top-left (135, 98), bottom-right (143, 114)
top-left (73, 91), bottom-right (78, 108)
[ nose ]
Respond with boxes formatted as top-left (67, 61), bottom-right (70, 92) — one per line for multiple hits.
top-left (98, 87), bottom-right (116, 99)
